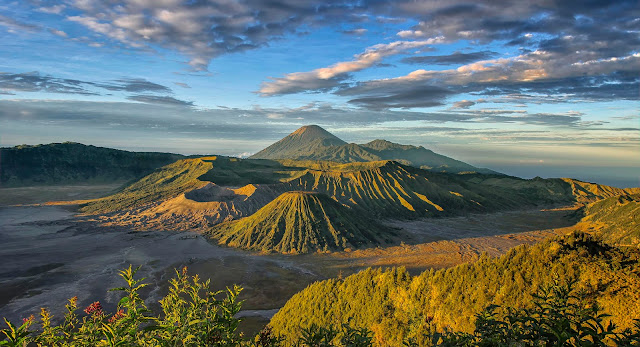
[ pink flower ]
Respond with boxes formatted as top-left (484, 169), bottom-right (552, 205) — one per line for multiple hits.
top-left (22, 315), bottom-right (34, 325)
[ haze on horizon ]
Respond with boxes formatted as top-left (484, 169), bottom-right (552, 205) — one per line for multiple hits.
top-left (0, 0), bottom-right (638, 187)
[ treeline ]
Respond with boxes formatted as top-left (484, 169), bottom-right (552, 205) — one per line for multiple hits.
top-left (271, 232), bottom-right (640, 345)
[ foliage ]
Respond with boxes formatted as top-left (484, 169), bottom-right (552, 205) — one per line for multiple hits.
top-left (270, 232), bottom-right (640, 345)
top-left (4, 252), bottom-right (640, 346)
top-left (0, 265), bottom-right (248, 346)
top-left (581, 193), bottom-right (640, 246)
top-left (424, 280), bottom-right (639, 346)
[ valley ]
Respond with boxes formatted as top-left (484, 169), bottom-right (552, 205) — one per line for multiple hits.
top-left (0, 202), bottom-right (577, 337)
top-left (1, 125), bottom-right (638, 344)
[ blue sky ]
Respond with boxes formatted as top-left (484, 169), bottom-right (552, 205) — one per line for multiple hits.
top-left (0, 0), bottom-right (638, 187)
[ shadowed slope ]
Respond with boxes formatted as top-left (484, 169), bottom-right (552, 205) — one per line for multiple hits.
top-left (0, 142), bottom-right (184, 187)
top-left (360, 139), bottom-right (496, 174)
top-left (208, 191), bottom-right (393, 254)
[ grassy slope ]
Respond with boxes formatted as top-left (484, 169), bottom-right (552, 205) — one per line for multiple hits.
top-left (81, 157), bottom-right (215, 213)
top-left (580, 193), bottom-right (640, 246)
top-left (208, 191), bottom-right (393, 254)
top-left (270, 232), bottom-right (640, 345)
top-left (283, 162), bottom-right (579, 219)
top-left (82, 158), bottom-right (635, 220)
top-left (0, 142), bottom-right (184, 187)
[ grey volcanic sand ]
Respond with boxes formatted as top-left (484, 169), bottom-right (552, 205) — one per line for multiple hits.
top-left (0, 203), bottom-right (577, 335)
top-left (0, 205), bottom-right (318, 327)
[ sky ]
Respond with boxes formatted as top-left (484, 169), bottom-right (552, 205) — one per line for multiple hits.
top-left (0, 0), bottom-right (638, 187)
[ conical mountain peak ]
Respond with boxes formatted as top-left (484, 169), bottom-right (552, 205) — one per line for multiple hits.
top-left (289, 125), bottom-right (345, 142)
top-left (250, 125), bottom-right (498, 174)
top-left (250, 125), bottom-right (346, 159)
top-left (208, 191), bottom-right (388, 254)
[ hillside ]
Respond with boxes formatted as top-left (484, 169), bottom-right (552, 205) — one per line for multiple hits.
top-left (251, 125), bottom-right (347, 160)
top-left (80, 157), bottom-right (215, 214)
top-left (250, 125), bottom-right (497, 174)
top-left (270, 232), bottom-right (640, 345)
top-left (82, 157), bottom-right (636, 234)
top-left (0, 142), bottom-right (184, 187)
top-left (579, 193), bottom-right (640, 246)
top-left (208, 191), bottom-right (393, 253)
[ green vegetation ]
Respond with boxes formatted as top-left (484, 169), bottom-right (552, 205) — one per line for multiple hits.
top-left (0, 142), bottom-right (184, 187)
top-left (0, 265), bottom-right (245, 346)
top-left (413, 280), bottom-right (640, 346)
top-left (270, 232), bottom-right (640, 345)
top-left (0, 266), bottom-right (385, 346)
top-left (4, 256), bottom-right (640, 346)
top-left (81, 158), bottom-right (214, 213)
top-left (208, 191), bottom-right (394, 254)
top-left (581, 193), bottom-right (640, 246)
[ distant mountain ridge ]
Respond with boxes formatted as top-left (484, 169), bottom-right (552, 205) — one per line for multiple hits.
top-left (250, 125), bottom-right (497, 174)
top-left (0, 142), bottom-right (185, 187)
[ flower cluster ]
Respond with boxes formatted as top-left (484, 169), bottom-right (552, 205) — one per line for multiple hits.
top-left (84, 301), bottom-right (103, 316)
top-left (108, 309), bottom-right (126, 323)
top-left (22, 315), bottom-right (34, 326)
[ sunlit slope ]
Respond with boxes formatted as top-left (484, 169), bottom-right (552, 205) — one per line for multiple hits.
top-left (142, 183), bottom-right (283, 228)
top-left (81, 157), bottom-right (215, 213)
top-left (561, 178), bottom-right (640, 203)
top-left (270, 232), bottom-right (640, 345)
top-left (579, 193), bottom-right (640, 246)
top-left (208, 191), bottom-right (392, 253)
top-left (282, 161), bottom-right (581, 218)
top-left (81, 157), bottom-right (636, 221)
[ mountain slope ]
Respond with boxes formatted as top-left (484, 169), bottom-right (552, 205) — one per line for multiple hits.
top-left (579, 193), bottom-right (640, 246)
top-left (81, 157), bottom-right (215, 213)
top-left (270, 232), bottom-right (640, 345)
top-left (82, 157), bottom-right (637, 232)
top-left (0, 142), bottom-right (184, 187)
top-left (360, 139), bottom-right (493, 173)
top-left (249, 125), bottom-right (496, 174)
top-left (208, 191), bottom-right (392, 253)
top-left (251, 125), bottom-right (347, 160)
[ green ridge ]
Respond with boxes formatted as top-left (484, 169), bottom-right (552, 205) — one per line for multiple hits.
top-left (207, 191), bottom-right (393, 254)
top-left (583, 193), bottom-right (640, 246)
top-left (270, 232), bottom-right (640, 345)
top-left (81, 157), bottom-right (215, 213)
top-left (0, 142), bottom-right (184, 187)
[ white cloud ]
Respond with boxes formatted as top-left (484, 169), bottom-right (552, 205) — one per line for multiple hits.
top-left (37, 5), bottom-right (66, 14)
top-left (259, 38), bottom-right (444, 96)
